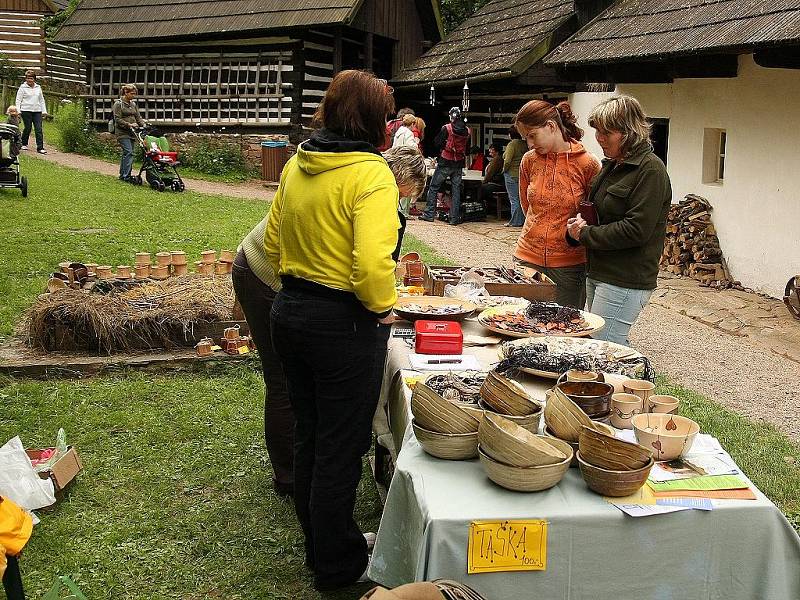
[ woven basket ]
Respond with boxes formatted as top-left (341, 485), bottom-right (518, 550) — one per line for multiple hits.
top-left (478, 400), bottom-right (541, 433)
top-left (479, 413), bottom-right (566, 467)
top-left (578, 425), bottom-right (652, 471)
top-left (480, 371), bottom-right (541, 416)
top-left (478, 438), bottom-right (572, 492)
top-left (411, 383), bottom-right (480, 434)
top-left (413, 421), bottom-right (478, 460)
top-left (544, 421), bottom-right (615, 467)
top-left (577, 452), bottom-right (654, 497)
top-left (434, 580), bottom-right (488, 600)
top-left (543, 386), bottom-right (593, 442)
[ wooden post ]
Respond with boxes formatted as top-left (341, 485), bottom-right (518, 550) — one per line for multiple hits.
top-left (365, 32), bottom-right (374, 71)
top-left (333, 28), bottom-right (342, 74)
top-left (1, 80), bottom-right (7, 114)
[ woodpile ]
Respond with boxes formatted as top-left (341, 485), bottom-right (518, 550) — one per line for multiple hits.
top-left (660, 194), bottom-right (746, 290)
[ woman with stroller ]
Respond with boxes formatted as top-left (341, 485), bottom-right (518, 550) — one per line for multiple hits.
top-left (113, 84), bottom-right (145, 182)
top-left (264, 69), bottom-right (399, 591)
top-left (15, 70), bottom-right (47, 154)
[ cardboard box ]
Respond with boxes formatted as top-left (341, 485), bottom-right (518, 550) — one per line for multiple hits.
top-left (25, 446), bottom-right (83, 493)
top-left (424, 265), bottom-right (557, 302)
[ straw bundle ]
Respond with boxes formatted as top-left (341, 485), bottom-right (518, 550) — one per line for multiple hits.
top-left (22, 274), bottom-right (235, 354)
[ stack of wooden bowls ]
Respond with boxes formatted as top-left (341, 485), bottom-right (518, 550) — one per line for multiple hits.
top-left (479, 371), bottom-right (542, 433)
top-left (576, 426), bottom-right (654, 497)
top-left (477, 413), bottom-right (572, 492)
top-left (555, 381), bottom-right (614, 420)
top-left (411, 383), bottom-right (480, 460)
top-left (544, 387), bottom-right (617, 466)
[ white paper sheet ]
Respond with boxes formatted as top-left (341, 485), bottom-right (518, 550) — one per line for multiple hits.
top-left (408, 353), bottom-right (481, 371)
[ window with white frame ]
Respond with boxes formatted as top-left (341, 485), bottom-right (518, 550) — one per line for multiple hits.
top-left (702, 128), bottom-right (727, 184)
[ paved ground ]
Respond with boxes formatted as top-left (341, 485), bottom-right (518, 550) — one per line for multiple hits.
top-left (407, 216), bottom-right (800, 443)
top-left (22, 149), bottom-right (800, 442)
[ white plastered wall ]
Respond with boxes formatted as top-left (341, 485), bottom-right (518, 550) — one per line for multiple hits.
top-left (568, 57), bottom-right (800, 298)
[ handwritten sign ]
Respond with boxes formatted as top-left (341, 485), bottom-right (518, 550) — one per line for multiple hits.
top-left (467, 520), bottom-right (547, 574)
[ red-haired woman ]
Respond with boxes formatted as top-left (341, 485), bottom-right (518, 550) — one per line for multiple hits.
top-left (264, 70), bottom-right (398, 591)
top-left (513, 100), bottom-right (601, 308)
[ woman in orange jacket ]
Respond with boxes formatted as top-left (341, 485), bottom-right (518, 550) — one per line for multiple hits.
top-left (513, 100), bottom-right (601, 308)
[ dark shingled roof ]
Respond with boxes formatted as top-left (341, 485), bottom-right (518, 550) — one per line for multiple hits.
top-left (53, 0), bottom-right (362, 42)
top-left (395, 0), bottom-right (574, 84)
top-left (546, 0), bottom-right (800, 65)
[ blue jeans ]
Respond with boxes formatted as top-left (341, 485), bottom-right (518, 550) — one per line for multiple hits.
top-left (586, 278), bottom-right (653, 346)
top-left (20, 111), bottom-right (43, 151)
top-left (504, 172), bottom-right (524, 226)
top-left (119, 137), bottom-right (134, 178)
top-left (424, 162), bottom-right (463, 223)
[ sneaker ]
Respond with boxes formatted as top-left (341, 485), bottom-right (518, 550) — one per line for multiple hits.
top-left (37, 149), bottom-right (47, 154)
top-left (364, 532), bottom-right (376, 553)
top-left (418, 215), bottom-right (434, 222)
top-left (21, 146), bottom-right (28, 151)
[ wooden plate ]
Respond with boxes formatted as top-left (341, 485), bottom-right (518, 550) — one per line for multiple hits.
top-left (498, 337), bottom-right (642, 379)
top-left (393, 296), bottom-right (478, 322)
top-left (478, 305), bottom-right (605, 338)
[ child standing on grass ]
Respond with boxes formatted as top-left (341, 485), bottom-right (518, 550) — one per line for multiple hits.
top-left (5, 105), bottom-right (20, 127)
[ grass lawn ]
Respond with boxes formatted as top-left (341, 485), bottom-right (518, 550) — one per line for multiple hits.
top-left (0, 157), bottom-right (797, 598)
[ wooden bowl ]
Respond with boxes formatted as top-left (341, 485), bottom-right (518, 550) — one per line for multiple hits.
top-left (543, 386), bottom-right (593, 442)
top-left (577, 452), bottom-right (655, 497)
top-left (480, 371), bottom-right (541, 416)
top-left (578, 426), bottom-right (652, 471)
top-left (544, 422), bottom-right (616, 467)
top-left (413, 421), bottom-right (478, 460)
top-left (478, 440), bottom-right (573, 492)
top-left (556, 381), bottom-right (614, 418)
top-left (393, 296), bottom-right (477, 323)
top-left (478, 413), bottom-right (567, 467)
top-left (632, 413), bottom-right (700, 461)
top-left (478, 399), bottom-right (541, 433)
top-left (411, 383), bottom-right (480, 434)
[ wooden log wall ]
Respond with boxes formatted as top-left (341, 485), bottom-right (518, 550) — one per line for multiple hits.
top-left (0, 9), bottom-right (45, 72)
top-left (44, 41), bottom-right (85, 84)
top-left (86, 48), bottom-right (294, 126)
top-left (351, 0), bottom-right (429, 75)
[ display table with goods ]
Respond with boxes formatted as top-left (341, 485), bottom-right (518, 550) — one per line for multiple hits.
top-left (369, 315), bottom-right (800, 599)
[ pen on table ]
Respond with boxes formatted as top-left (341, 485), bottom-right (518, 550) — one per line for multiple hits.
top-left (425, 359), bottom-right (462, 364)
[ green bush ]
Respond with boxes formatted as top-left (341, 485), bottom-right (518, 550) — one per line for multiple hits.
top-left (182, 138), bottom-right (247, 178)
top-left (53, 100), bottom-right (119, 161)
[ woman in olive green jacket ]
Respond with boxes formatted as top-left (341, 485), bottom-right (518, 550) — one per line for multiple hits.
top-left (113, 84), bottom-right (145, 181)
top-left (567, 96), bottom-right (672, 345)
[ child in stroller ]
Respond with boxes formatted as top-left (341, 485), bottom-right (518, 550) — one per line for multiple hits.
top-left (0, 106), bottom-right (27, 197)
top-left (130, 126), bottom-right (185, 192)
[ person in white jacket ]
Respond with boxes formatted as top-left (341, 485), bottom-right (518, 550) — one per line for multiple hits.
top-left (15, 70), bottom-right (48, 154)
top-left (392, 113), bottom-right (419, 149)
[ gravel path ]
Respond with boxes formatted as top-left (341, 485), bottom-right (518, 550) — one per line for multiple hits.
top-left (406, 218), bottom-right (800, 443)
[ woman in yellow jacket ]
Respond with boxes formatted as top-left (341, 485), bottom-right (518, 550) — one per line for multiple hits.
top-left (264, 70), bottom-right (398, 591)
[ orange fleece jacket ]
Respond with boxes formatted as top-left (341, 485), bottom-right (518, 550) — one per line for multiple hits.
top-left (515, 141), bottom-right (601, 268)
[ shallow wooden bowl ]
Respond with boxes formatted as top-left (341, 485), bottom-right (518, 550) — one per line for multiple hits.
top-left (556, 381), bottom-right (614, 418)
top-left (411, 383), bottom-right (480, 434)
top-left (577, 452), bottom-right (654, 497)
top-left (480, 371), bottom-right (541, 416)
top-left (478, 439), bottom-right (573, 492)
top-left (543, 386), bottom-right (594, 442)
top-left (413, 421), bottom-right (478, 460)
top-left (578, 426), bottom-right (652, 471)
top-left (478, 413), bottom-right (566, 467)
top-left (544, 421), bottom-right (616, 467)
top-left (393, 296), bottom-right (477, 323)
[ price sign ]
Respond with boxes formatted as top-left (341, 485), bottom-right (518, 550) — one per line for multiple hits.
top-left (467, 520), bottom-right (547, 574)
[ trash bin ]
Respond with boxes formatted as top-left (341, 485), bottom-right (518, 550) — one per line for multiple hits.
top-left (261, 140), bottom-right (288, 182)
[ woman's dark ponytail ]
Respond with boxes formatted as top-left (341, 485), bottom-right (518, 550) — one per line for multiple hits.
top-left (555, 101), bottom-right (584, 141)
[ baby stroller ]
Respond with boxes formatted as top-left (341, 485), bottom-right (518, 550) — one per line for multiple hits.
top-left (131, 126), bottom-right (185, 192)
top-left (0, 123), bottom-right (27, 197)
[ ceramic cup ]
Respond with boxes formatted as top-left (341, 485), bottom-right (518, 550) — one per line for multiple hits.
top-left (610, 393), bottom-right (643, 429)
top-left (566, 370), bottom-right (600, 382)
top-left (623, 378), bottom-right (655, 408)
top-left (648, 394), bottom-right (679, 415)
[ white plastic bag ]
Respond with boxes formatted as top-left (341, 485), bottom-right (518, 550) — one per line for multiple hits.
top-left (443, 269), bottom-right (489, 303)
top-left (0, 436), bottom-right (56, 510)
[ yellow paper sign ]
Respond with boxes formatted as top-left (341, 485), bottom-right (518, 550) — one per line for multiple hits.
top-left (467, 520), bottom-right (547, 574)
top-left (238, 345), bottom-right (250, 354)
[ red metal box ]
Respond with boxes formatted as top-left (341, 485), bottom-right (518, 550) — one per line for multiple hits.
top-left (414, 320), bottom-right (463, 355)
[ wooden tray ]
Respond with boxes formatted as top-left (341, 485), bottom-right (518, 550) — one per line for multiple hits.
top-left (393, 296), bottom-right (478, 322)
top-left (477, 305), bottom-right (605, 338)
top-left (498, 337), bottom-right (641, 379)
top-left (424, 265), bottom-right (556, 302)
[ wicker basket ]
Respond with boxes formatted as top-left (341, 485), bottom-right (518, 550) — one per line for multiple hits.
top-left (576, 452), bottom-right (654, 497)
top-left (434, 580), bottom-right (488, 600)
top-left (411, 383), bottom-right (480, 434)
top-left (544, 422), bottom-right (615, 467)
top-left (578, 426), bottom-right (652, 471)
top-left (479, 413), bottom-right (566, 467)
top-left (478, 400), bottom-right (541, 433)
top-left (543, 386), bottom-right (594, 442)
top-left (478, 438), bottom-right (572, 492)
top-left (480, 371), bottom-right (541, 416)
top-left (413, 421), bottom-right (478, 460)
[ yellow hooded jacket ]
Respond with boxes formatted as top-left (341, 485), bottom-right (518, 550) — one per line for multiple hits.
top-left (264, 142), bottom-right (400, 315)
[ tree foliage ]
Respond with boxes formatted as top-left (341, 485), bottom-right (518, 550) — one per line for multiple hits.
top-left (43, 0), bottom-right (82, 38)
top-left (0, 53), bottom-right (22, 82)
top-left (440, 0), bottom-right (491, 33)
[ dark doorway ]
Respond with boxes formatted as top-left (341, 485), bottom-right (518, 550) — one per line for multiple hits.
top-left (649, 118), bottom-right (669, 165)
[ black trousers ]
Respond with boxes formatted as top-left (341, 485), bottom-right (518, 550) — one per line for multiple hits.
top-left (270, 285), bottom-right (384, 591)
top-left (20, 111), bottom-right (43, 151)
top-left (477, 181), bottom-right (505, 204)
top-left (231, 251), bottom-right (294, 493)
top-left (3, 555), bottom-right (25, 600)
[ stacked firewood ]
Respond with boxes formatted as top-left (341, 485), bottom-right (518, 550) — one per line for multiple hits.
top-left (660, 194), bottom-right (745, 290)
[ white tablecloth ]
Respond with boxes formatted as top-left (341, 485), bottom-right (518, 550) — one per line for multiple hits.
top-left (369, 322), bottom-right (800, 599)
